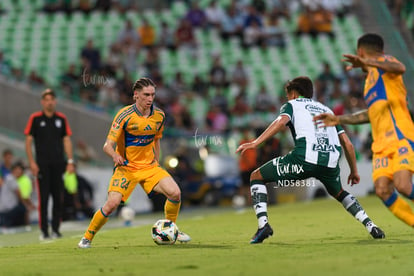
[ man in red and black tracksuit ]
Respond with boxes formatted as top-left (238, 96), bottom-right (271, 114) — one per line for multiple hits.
top-left (25, 89), bottom-right (75, 240)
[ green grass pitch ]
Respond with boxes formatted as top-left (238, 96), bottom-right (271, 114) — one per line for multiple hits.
top-left (1, 196), bottom-right (413, 275)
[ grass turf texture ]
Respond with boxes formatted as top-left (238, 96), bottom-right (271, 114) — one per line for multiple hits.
top-left (1, 195), bottom-right (413, 275)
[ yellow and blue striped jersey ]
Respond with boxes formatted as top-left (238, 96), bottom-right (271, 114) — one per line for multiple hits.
top-left (107, 104), bottom-right (165, 169)
top-left (364, 55), bottom-right (414, 154)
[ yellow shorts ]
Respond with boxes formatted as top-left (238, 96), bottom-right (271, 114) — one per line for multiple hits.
top-left (108, 165), bottom-right (171, 202)
top-left (372, 139), bottom-right (414, 182)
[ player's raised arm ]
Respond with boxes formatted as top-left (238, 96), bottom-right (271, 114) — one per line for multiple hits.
top-left (362, 55), bottom-right (405, 75)
top-left (314, 109), bottom-right (369, 127)
top-left (236, 115), bottom-right (290, 155)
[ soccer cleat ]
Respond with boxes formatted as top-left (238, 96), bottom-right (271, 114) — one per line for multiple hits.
top-left (177, 230), bottom-right (191, 243)
top-left (370, 226), bottom-right (385, 239)
top-left (78, 237), bottom-right (92, 248)
top-left (39, 233), bottom-right (50, 241)
top-left (51, 231), bottom-right (62, 239)
top-left (250, 223), bottom-right (274, 244)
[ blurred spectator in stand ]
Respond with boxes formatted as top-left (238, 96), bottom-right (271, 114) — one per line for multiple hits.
top-left (11, 67), bottom-right (25, 83)
top-left (175, 18), bottom-right (197, 55)
top-left (209, 55), bottom-right (228, 88)
top-left (142, 48), bottom-right (160, 75)
top-left (43, 0), bottom-right (61, 13)
top-left (185, 2), bottom-right (207, 29)
top-left (316, 61), bottom-right (336, 97)
top-left (191, 74), bottom-right (209, 97)
top-left (12, 161), bottom-right (35, 226)
top-left (75, 139), bottom-right (98, 164)
top-left (78, 0), bottom-right (93, 14)
top-left (159, 21), bottom-right (176, 50)
top-left (211, 87), bottom-right (229, 113)
top-left (138, 18), bottom-right (156, 49)
top-left (231, 59), bottom-right (249, 90)
top-left (113, 0), bottom-right (139, 13)
top-left (0, 51), bottom-right (12, 76)
top-left (106, 43), bottom-right (123, 73)
top-left (237, 127), bottom-right (258, 205)
top-left (158, 21), bottom-right (176, 50)
top-left (206, 105), bottom-right (229, 134)
top-left (256, 127), bottom-right (282, 166)
top-left (243, 20), bottom-right (265, 47)
top-left (311, 5), bottom-right (335, 39)
top-left (95, 0), bottom-right (112, 12)
top-left (27, 70), bottom-right (45, 89)
top-left (205, 0), bottom-right (226, 28)
top-left (117, 20), bottom-right (140, 45)
top-left (219, 6), bottom-right (244, 41)
top-left (169, 71), bottom-right (188, 95)
top-left (60, 64), bottom-right (80, 99)
top-left (329, 78), bottom-right (346, 114)
top-left (121, 37), bottom-right (139, 75)
top-left (243, 5), bottom-right (263, 29)
top-left (263, 13), bottom-right (286, 48)
top-left (81, 39), bottom-right (101, 72)
top-left (167, 96), bottom-right (194, 131)
top-left (254, 84), bottom-right (276, 112)
top-left (1, 149), bottom-right (14, 177)
top-left (296, 4), bottom-right (334, 39)
top-left (231, 93), bottom-right (251, 116)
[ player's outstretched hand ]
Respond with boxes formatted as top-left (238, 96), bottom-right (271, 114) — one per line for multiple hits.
top-left (236, 142), bottom-right (256, 155)
top-left (342, 54), bottom-right (366, 71)
top-left (347, 172), bottom-right (360, 186)
top-left (313, 113), bottom-right (340, 128)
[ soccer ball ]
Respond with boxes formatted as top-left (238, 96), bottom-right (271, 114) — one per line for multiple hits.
top-left (151, 219), bottom-right (178, 245)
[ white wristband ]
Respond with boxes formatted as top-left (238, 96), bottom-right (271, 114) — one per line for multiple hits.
top-left (67, 159), bottom-right (75, 164)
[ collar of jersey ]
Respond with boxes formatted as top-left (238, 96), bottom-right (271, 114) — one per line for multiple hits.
top-left (133, 104), bottom-right (154, 117)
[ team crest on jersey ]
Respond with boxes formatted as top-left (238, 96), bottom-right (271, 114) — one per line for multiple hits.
top-left (313, 137), bottom-right (335, 152)
top-left (130, 124), bottom-right (139, 131)
top-left (112, 122), bottom-right (120, 130)
top-left (55, 119), bottom-right (62, 128)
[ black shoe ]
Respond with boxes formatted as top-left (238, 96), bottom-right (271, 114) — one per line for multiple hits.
top-left (250, 223), bottom-right (274, 244)
top-left (52, 231), bottom-right (62, 239)
top-left (370, 226), bottom-right (385, 239)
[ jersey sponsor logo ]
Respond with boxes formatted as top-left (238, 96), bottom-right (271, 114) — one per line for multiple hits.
top-left (273, 157), bottom-right (304, 176)
top-left (305, 104), bottom-right (328, 114)
top-left (112, 122), bottom-right (120, 130)
top-left (312, 137), bottom-right (335, 153)
top-left (398, 147), bottom-right (408, 155)
top-left (400, 158), bottom-right (409, 165)
top-left (55, 119), bottom-right (62, 128)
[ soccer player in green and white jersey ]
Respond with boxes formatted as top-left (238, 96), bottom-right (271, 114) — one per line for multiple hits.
top-left (236, 76), bottom-right (385, 243)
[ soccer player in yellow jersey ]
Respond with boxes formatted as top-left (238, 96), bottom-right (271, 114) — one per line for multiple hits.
top-left (78, 78), bottom-right (191, 248)
top-left (314, 33), bottom-right (414, 227)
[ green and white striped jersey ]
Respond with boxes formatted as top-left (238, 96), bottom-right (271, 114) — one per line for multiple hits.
top-left (279, 98), bottom-right (344, 168)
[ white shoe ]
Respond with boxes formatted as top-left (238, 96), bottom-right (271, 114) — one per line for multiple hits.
top-left (78, 237), bottom-right (92, 248)
top-left (39, 233), bottom-right (51, 241)
top-left (177, 230), bottom-right (191, 243)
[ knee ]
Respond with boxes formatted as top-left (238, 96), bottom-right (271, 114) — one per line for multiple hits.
top-left (168, 188), bottom-right (181, 202)
top-left (375, 184), bottom-right (393, 201)
top-left (249, 169), bottom-right (262, 182)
